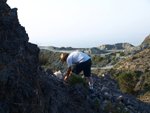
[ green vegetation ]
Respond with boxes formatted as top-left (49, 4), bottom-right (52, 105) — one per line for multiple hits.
top-left (68, 73), bottom-right (89, 89)
top-left (93, 98), bottom-right (101, 112)
top-left (141, 72), bottom-right (150, 91)
top-left (39, 50), bottom-right (66, 72)
top-left (142, 83), bottom-right (149, 89)
top-left (91, 69), bottom-right (101, 75)
top-left (91, 55), bottom-right (105, 66)
top-left (118, 71), bottom-right (142, 95)
top-left (39, 53), bottom-right (49, 65)
top-left (91, 53), bottom-right (121, 67)
top-left (118, 72), bottom-right (135, 94)
top-left (132, 56), bottom-right (138, 60)
top-left (115, 52), bottom-right (125, 57)
top-left (138, 88), bottom-right (150, 104)
top-left (144, 66), bottom-right (149, 73)
top-left (132, 70), bottom-right (142, 77)
top-left (110, 56), bottom-right (115, 61)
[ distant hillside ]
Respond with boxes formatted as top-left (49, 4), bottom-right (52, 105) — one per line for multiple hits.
top-left (141, 34), bottom-right (150, 45)
top-left (39, 50), bottom-right (68, 72)
top-left (39, 43), bottom-right (134, 55)
top-left (98, 43), bottom-right (134, 50)
top-left (114, 47), bottom-right (150, 70)
top-left (87, 47), bottom-right (108, 54)
top-left (39, 35), bottom-right (150, 55)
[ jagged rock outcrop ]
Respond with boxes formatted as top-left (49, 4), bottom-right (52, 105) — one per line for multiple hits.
top-left (0, 0), bottom-right (41, 112)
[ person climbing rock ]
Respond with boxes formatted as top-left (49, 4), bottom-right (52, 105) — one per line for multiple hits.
top-left (60, 51), bottom-right (94, 90)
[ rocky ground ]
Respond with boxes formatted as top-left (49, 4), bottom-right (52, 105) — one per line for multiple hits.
top-left (91, 73), bottom-right (150, 113)
top-left (45, 71), bottom-right (150, 113)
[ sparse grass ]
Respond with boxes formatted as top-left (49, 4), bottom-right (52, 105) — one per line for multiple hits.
top-left (94, 98), bottom-right (101, 112)
top-left (140, 55), bottom-right (143, 58)
top-left (132, 56), bottom-right (138, 60)
top-left (139, 88), bottom-right (150, 103)
top-left (132, 70), bottom-right (142, 77)
top-left (110, 60), bottom-right (117, 65)
top-left (120, 52), bottom-right (125, 56)
top-left (104, 101), bottom-right (130, 113)
top-left (39, 50), bottom-right (66, 72)
top-left (91, 55), bottom-right (106, 66)
top-left (144, 66), bottom-right (149, 73)
top-left (113, 65), bottom-right (119, 69)
top-left (142, 83), bottom-right (149, 89)
top-left (39, 54), bottom-right (49, 65)
top-left (91, 69), bottom-right (101, 75)
top-left (110, 56), bottom-right (115, 61)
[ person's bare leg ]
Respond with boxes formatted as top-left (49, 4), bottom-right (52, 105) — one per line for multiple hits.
top-left (88, 77), bottom-right (93, 90)
top-left (88, 77), bottom-right (93, 84)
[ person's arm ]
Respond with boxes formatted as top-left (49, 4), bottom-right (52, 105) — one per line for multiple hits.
top-left (64, 66), bottom-right (71, 82)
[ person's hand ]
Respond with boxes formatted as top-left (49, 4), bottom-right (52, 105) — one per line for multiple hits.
top-left (64, 76), bottom-right (68, 82)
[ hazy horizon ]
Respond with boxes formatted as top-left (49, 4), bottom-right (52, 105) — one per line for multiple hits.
top-left (7, 0), bottom-right (150, 48)
top-left (39, 42), bottom-right (136, 48)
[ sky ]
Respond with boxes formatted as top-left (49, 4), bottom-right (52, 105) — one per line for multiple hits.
top-left (7, 0), bottom-right (150, 48)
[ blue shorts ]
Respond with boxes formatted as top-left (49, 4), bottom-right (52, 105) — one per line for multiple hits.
top-left (72, 59), bottom-right (92, 77)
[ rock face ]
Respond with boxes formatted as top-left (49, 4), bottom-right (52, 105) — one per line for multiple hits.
top-left (0, 0), bottom-right (40, 112)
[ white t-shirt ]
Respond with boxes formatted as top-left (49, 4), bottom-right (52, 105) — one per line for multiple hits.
top-left (67, 52), bottom-right (91, 67)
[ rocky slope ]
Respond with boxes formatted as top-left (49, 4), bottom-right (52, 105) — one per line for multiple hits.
top-left (141, 34), bottom-right (150, 45)
top-left (114, 48), bottom-right (150, 70)
top-left (45, 72), bottom-right (150, 113)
